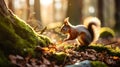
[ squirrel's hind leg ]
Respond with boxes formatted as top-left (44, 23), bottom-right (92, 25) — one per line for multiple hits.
top-left (77, 33), bottom-right (91, 46)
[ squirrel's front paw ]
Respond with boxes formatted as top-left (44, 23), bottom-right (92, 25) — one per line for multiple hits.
top-left (63, 39), bottom-right (68, 42)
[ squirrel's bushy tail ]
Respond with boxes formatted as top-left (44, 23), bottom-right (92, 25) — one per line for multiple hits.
top-left (83, 17), bottom-right (101, 43)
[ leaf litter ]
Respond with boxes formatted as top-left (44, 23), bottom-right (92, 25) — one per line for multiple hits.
top-left (9, 28), bottom-right (120, 67)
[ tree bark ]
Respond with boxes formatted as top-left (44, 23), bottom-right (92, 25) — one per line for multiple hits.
top-left (34, 0), bottom-right (41, 21)
top-left (103, 0), bottom-right (115, 28)
top-left (26, 0), bottom-right (30, 20)
top-left (8, 0), bottom-right (14, 12)
top-left (98, 0), bottom-right (104, 26)
top-left (66, 0), bottom-right (82, 25)
top-left (0, 0), bottom-right (50, 66)
top-left (115, 0), bottom-right (120, 31)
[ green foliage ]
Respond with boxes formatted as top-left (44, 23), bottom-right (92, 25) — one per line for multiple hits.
top-left (100, 27), bottom-right (115, 38)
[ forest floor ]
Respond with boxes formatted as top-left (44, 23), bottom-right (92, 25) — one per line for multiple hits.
top-left (9, 28), bottom-right (120, 67)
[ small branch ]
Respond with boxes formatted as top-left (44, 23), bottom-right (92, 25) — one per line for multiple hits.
top-left (40, 26), bottom-right (47, 34)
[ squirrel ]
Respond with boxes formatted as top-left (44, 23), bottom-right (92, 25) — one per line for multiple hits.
top-left (61, 17), bottom-right (101, 46)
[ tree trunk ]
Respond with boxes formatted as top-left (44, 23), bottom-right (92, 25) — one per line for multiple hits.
top-left (34, 0), bottom-right (41, 21)
top-left (0, 0), bottom-right (50, 66)
top-left (103, 0), bottom-right (115, 28)
top-left (66, 0), bottom-right (82, 25)
top-left (8, 0), bottom-right (14, 12)
top-left (26, 0), bottom-right (30, 20)
top-left (98, 0), bottom-right (104, 26)
top-left (115, 0), bottom-right (120, 31)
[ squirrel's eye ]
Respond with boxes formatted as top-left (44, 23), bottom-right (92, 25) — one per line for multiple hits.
top-left (63, 27), bottom-right (67, 31)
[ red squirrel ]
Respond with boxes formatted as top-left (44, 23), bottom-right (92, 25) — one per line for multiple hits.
top-left (61, 17), bottom-right (101, 46)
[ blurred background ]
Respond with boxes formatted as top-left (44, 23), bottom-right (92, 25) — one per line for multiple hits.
top-left (4, 0), bottom-right (120, 33)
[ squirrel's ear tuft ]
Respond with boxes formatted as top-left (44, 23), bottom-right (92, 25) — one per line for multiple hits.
top-left (64, 17), bottom-right (69, 25)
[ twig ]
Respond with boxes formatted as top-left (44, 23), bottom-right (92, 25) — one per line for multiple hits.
top-left (40, 26), bottom-right (47, 34)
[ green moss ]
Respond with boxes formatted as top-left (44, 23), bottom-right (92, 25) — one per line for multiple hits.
top-left (13, 15), bottom-right (38, 46)
top-left (91, 61), bottom-right (107, 67)
top-left (52, 52), bottom-right (67, 62)
top-left (38, 35), bottom-right (51, 47)
top-left (64, 45), bottom-right (74, 49)
top-left (100, 27), bottom-right (115, 38)
top-left (0, 13), bottom-right (51, 65)
top-left (0, 50), bottom-right (14, 67)
top-left (0, 16), bottom-right (34, 55)
top-left (76, 45), bottom-right (120, 57)
top-left (22, 48), bottom-right (35, 57)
